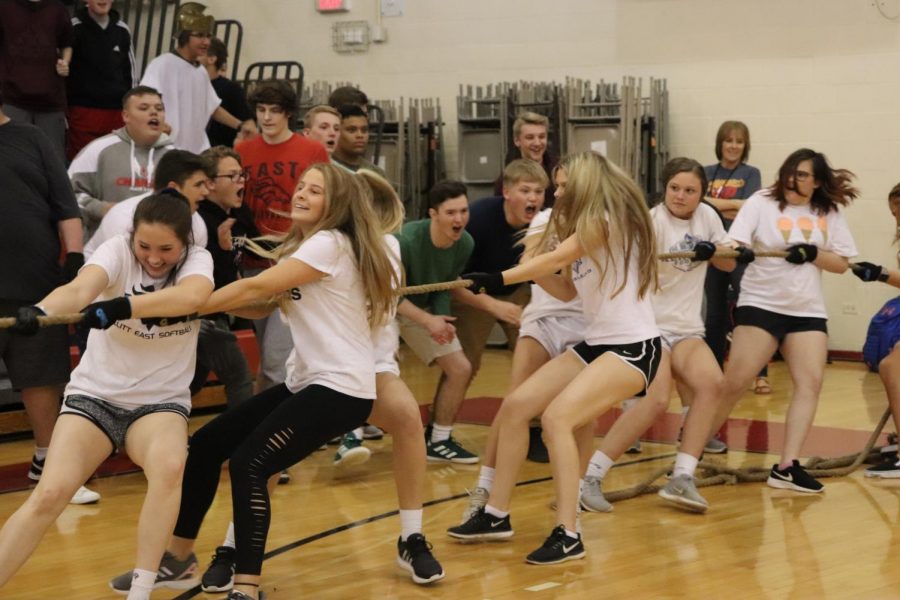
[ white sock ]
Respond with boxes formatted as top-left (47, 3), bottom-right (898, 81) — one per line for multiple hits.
top-left (126, 568), bottom-right (156, 600)
top-left (564, 528), bottom-right (579, 539)
top-left (585, 451), bottom-right (614, 479)
top-left (476, 466), bottom-right (495, 492)
top-left (350, 427), bottom-right (363, 440)
top-left (672, 452), bottom-right (699, 478)
top-left (431, 423), bottom-right (452, 444)
top-left (223, 522), bottom-right (235, 549)
top-left (399, 509), bottom-right (423, 541)
top-left (33, 446), bottom-right (48, 461)
top-left (484, 504), bottom-right (508, 519)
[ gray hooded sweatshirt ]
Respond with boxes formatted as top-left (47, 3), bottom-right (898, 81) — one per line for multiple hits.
top-left (68, 126), bottom-right (173, 240)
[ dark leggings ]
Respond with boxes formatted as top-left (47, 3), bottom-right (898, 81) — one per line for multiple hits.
top-left (173, 383), bottom-right (373, 575)
top-left (703, 262), bottom-right (768, 377)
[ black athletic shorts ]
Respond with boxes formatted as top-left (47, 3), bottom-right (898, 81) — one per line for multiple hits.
top-left (0, 299), bottom-right (70, 390)
top-left (570, 337), bottom-right (662, 397)
top-left (735, 305), bottom-right (827, 342)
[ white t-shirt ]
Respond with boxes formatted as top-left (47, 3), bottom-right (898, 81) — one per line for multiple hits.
top-left (84, 192), bottom-right (208, 259)
top-left (372, 235), bottom-right (402, 373)
top-left (140, 53), bottom-right (221, 153)
top-left (282, 230), bottom-right (376, 399)
top-left (521, 209), bottom-right (584, 324)
top-left (727, 189), bottom-right (858, 318)
top-left (572, 238), bottom-right (659, 346)
top-left (66, 235), bottom-right (214, 410)
top-left (651, 202), bottom-right (726, 336)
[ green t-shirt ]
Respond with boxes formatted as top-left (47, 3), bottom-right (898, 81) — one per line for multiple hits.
top-left (394, 219), bottom-right (474, 316)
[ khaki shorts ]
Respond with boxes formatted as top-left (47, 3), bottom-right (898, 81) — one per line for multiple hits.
top-left (398, 314), bottom-right (463, 366)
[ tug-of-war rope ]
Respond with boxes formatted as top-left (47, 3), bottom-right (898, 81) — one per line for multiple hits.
top-left (0, 248), bottom-right (886, 501)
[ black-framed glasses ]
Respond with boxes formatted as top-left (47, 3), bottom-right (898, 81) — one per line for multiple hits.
top-left (213, 172), bottom-right (246, 183)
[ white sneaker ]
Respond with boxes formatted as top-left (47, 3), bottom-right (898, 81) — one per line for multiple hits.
top-left (69, 485), bottom-right (101, 505)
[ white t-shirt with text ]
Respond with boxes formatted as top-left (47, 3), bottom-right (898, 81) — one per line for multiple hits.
top-left (651, 202), bottom-right (726, 336)
top-left (282, 230), bottom-right (376, 399)
top-left (66, 235), bottom-right (214, 410)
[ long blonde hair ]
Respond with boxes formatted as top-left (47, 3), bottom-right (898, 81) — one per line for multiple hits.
top-left (247, 163), bottom-right (397, 327)
top-left (540, 151), bottom-right (657, 298)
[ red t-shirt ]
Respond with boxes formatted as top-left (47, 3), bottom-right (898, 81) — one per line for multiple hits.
top-left (236, 133), bottom-right (329, 237)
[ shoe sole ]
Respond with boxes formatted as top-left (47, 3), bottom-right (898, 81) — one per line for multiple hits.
top-left (201, 578), bottom-right (234, 593)
top-left (426, 455), bottom-right (479, 464)
top-left (658, 489), bottom-right (708, 513)
top-left (363, 433), bottom-right (384, 440)
top-left (579, 497), bottom-right (613, 513)
top-left (395, 556), bottom-right (445, 584)
top-left (69, 495), bottom-right (100, 505)
top-left (864, 470), bottom-right (900, 478)
top-left (334, 447), bottom-right (371, 467)
top-left (109, 578), bottom-right (200, 596)
top-left (766, 476), bottom-right (823, 493)
top-left (446, 529), bottom-right (513, 542)
top-left (525, 550), bottom-right (586, 565)
top-left (703, 446), bottom-right (728, 454)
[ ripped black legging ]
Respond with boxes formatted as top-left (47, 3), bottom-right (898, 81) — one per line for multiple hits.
top-left (173, 383), bottom-right (373, 575)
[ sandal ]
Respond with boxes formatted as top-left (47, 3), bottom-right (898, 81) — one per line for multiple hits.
top-left (753, 376), bottom-right (772, 395)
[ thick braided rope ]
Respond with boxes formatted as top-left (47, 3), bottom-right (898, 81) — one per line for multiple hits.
top-left (603, 407), bottom-right (891, 503)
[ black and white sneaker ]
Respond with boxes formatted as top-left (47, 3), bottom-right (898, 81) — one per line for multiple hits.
top-left (446, 508), bottom-right (513, 541)
top-left (396, 533), bottom-right (445, 584)
top-left (201, 545), bottom-right (235, 592)
top-left (766, 460), bottom-right (824, 493)
top-left (865, 459), bottom-right (900, 478)
top-left (525, 525), bottom-right (585, 565)
top-left (27, 455), bottom-right (44, 481)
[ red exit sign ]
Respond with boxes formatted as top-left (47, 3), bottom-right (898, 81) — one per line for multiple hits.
top-left (316, 0), bottom-right (350, 12)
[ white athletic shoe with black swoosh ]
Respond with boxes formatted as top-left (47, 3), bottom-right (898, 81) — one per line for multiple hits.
top-left (766, 460), bottom-right (824, 493)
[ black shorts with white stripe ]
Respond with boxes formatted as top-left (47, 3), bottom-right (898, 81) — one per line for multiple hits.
top-left (570, 337), bottom-right (662, 397)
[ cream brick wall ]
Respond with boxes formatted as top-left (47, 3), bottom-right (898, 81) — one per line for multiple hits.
top-left (205, 0), bottom-right (900, 351)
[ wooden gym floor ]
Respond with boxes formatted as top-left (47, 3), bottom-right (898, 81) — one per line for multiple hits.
top-left (0, 349), bottom-right (896, 599)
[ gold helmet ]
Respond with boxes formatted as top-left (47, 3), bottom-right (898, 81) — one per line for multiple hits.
top-left (175, 2), bottom-right (215, 36)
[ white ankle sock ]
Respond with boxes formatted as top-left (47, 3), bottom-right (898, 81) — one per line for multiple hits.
top-left (484, 504), bottom-right (508, 519)
top-left (351, 427), bottom-right (364, 440)
top-left (33, 446), bottom-right (48, 461)
top-left (399, 508), bottom-right (423, 541)
top-left (586, 451), bottom-right (614, 479)
top-left (564, 528), bottom-right (579, 539)
top-left (431, 423), bottom-right (452, 444)
top-left (223, 522), bottom-right (236, 549)
top-left (672, 452), bottom-right (699, 478)
top-left (476, 466), bottom-right (495, 492)
top-left (126, 568), bottom-right (156, 600)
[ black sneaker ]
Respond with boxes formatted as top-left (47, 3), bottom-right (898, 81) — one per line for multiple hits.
top-left (525, 525), bottom-right (585, 565)
top-left (201, 545), bottom-right (235, 592)
top-left (396, 533), bottom-right (445, 584)
top-left (865, 459), bottom-right (900, 478)
top-left (766, 460), bottom-right (824, 493)
top-left (446, 508), bottom-right (513, 541)
top-left (526, 426), bottom-right (549, 463)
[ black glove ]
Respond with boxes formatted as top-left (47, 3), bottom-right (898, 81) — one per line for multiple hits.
top-left (785, 244), bottom-right (818, 264)
top-left (81, 297), bottom-right (132, 330)
top-left (692, 241), bottom-right (716, 261)
top-left (851, 261), bottom-right (889, 283)
top-left (11, 305), bottom-right (45, 336)
top-left (62, 252), bottom-right (84, 283)
top-left (462, 272), bottom-right (504, 295)
top-left (734, 246), bottom-right (756, 264)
